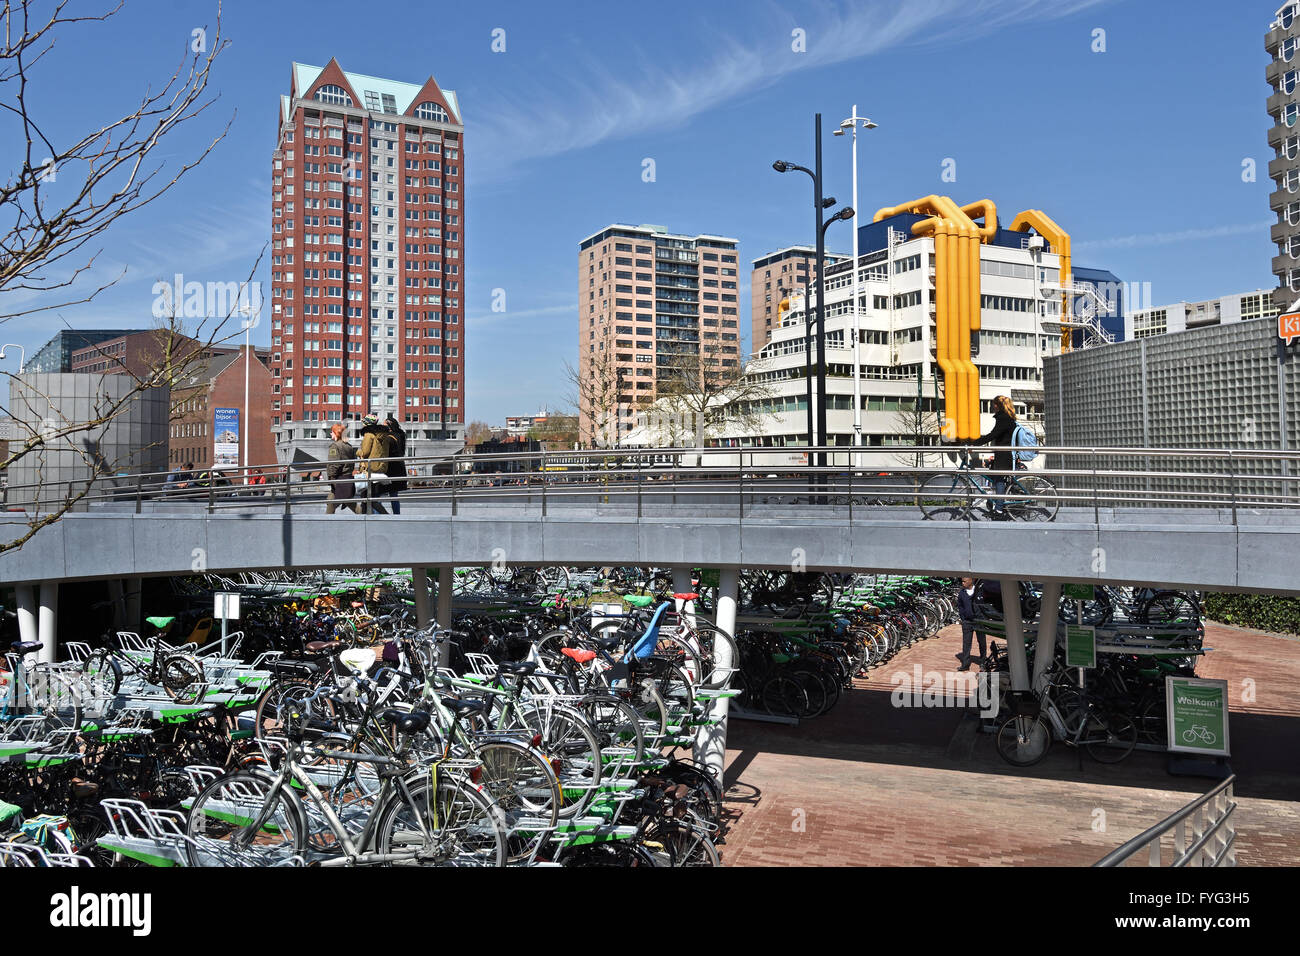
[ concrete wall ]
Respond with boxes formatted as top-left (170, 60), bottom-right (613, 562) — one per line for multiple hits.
top-left (6, 374), bottom-right (169, 510)
top-left (1044, 318), bottom-right (1299, 502)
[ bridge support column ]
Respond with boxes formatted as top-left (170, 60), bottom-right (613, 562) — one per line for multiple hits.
top-left (1000, 577), bottom-right (1030, 692)
top-left (14, 584), bottom-right (37, 650)
top-left (106, 579), bottom-right (127, 632)
top-left (37, 583), bottom-right (57, 664)
top-left (437, 566), bottom-right (453, 667)
top-left (1032, 581), bottom-right (1061, 693)
top-left (671, 566), bottom-right (696, 628)
top-left (123, 577), bottom-right (142, 634)
top-left (693, 567), bottom-right (737, 787)
top-left (412, 567), bottom-right (431, 627)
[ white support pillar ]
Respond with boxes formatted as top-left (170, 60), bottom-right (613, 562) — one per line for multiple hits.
top-left (412, 567), bottom-right (431, 628)
top-left (1032, 581), bottom-right (1062, 693)
top-left (14, 584), bottom-right (37, 647)
top-left (37, 583), bottom-right (57, 664)
top-left (437, 565), bottom-right (453, 668)
top-left (1000, 577), bottom-right (1030, 692)
top-left (694, 567), bottom-right (738, 786)
top-left (671, 566), bottom-right (696, 628)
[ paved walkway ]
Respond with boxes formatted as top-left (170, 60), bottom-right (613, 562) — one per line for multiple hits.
top-left (721, 622), bottom-right (1300, 866)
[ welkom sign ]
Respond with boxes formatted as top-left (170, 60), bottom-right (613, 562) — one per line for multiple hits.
top-left (1165, 677), bottom-right (1230, 757)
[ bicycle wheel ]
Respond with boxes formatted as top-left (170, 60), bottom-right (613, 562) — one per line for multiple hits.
top-left (1139, 592), bottom-right (1201, 627)
top-left (686, 622), bottom-right (740, 690)
top-left (760, 674), bottom-right (807, 717)
top-left (160, 654), bottom-right (206, 703)
top-left (1007, 475), bottom-right (1059, 521)
top-left (576, 693), bottom-right (646, 765)
top-left (377, 775), bottom-right (505, 867)
top-left (27, 669), bottom-right (82, 732)
top-left (520, 703), bottom-right (602, 818)
top-left (916, 473), bottom-right (969, 518)
top-left (1084, 712), bottom-right (1138, 764)
top-left (644, 819), bottom-right (721, 867)
top-left (185, 769), bottom-right (307, 866)
top-left (473, 739), bottom-right (560, 863)
top-left (81, 649), bottom-right (122, 705)
top-left (995, 714), bottom-right (1051, 767)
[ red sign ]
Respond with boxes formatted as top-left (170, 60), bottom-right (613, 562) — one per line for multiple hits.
top-left (1281, 311), bottom-right (1300, 345)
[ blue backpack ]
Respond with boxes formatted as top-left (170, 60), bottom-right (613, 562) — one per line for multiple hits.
top-left (1012, 424), bottom-right (1039, 462)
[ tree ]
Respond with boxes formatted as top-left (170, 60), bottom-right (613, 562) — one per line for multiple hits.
top-left (0, 2), bottom-right (244, 554)
top-left (890, 398), bottom-right (943, 469)
top-left (566, 336), bottom-right (643, 449)
top-left (464, 421), bottom-right (493, 447)
top-left (528, 413), bottom-right (578, 449)
top-left (651, 334), bottom-right (773, 459)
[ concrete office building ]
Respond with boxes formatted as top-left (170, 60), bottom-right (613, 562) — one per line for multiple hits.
top-left (1268, 2), bottom-right (1300, 310)
top-left (25, 329), bottom-right (150, 374)
top-left (578, 224), bottom-right (741, 444)
top-left (1125, 290), bottom-right (1279, 341)
top-left (5, 373), bottom-right (169, 510)
top-left (269, 59), bottom-right (466, 466)
top-left (625, 197), bottom-right (1121, 460)
top-left (750, 247), bottom-right (848, 353)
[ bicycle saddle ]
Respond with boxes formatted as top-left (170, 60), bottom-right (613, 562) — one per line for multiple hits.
top-left (495, 660), bottom-right (537, 677)
top-left (623, 595), bottom-right (655, 609)
top-left (673, 592), bottom-right (700, 601)
top-left (145, 616), bottom-right (175, 629)
top-left (304, 640), bottom-right (345, 655)
top-left (380, 709), bottom-right (432, 736)
top-left (561, 647), bottom-right (598, 665)
top-left (438, 697), bottom-right (488, 719)
top-left (9, 641), bottom-right (42, 653)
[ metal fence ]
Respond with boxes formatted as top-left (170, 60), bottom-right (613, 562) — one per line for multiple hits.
top-left (1094, 775), bottom-right (1236, 867)
top-left (3, 444), bottom-right (1299, 522)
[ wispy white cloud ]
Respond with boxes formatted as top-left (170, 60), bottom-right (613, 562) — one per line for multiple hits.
top-left (472, 0), bottom-right (1110, 179)
top-left (466, 302), bottom-right (577, 327)
top-left (1075, 220), bottom-right (1273, 251)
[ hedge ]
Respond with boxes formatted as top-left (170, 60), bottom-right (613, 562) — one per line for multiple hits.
top-left (1203, 592), bottom-right (1300, 636)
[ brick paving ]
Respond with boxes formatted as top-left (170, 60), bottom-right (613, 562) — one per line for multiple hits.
top-left (720, 621), bottom-right (1300, 866)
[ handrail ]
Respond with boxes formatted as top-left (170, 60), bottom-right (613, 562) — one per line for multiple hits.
top-left (1093, 775), bottom-right (1237, 867)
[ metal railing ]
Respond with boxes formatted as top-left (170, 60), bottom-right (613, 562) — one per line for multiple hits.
top-left (1094, 775), bottom-right (1237, 867)
top-left (2, 444), bottom-right (1299, 521)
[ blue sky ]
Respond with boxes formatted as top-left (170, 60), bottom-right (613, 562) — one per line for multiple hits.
top-left (0, 0), bottom-right (1282, 423)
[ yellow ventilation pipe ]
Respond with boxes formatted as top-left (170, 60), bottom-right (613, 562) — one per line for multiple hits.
top-left (1010, 209), bottom-right (1073, 352)
top-left (872, 196), bottom-right (982, 439)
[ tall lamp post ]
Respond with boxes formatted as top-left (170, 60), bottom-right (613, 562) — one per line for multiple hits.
top-left (774, 114), bottom-right (855, 472)
top-left (0, 344), bottom-right (26, 373)
top-left (238, 302), bottom-right (258, 481)
top-left (834, 107), bottom-right (878, 460)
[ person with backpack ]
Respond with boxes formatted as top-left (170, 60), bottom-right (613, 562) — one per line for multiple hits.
top-left (358, 412), bottom-right (395, 515)
top-left (383, 414), bottom-right (408, 516)
top-left (326, 423), bottom-right (358, 514)
top-left (971, 394), bottom-right (1018, 518)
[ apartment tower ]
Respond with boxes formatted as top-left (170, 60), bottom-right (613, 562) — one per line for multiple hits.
top-left (578, 224), bottom-right (740, 444)
top-left (270, 59), bottom-right (465, 463)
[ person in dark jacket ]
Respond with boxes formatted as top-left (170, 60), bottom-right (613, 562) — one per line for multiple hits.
top-left (384, 415), bottom-right (407, 515)
top-left (971, 394), bottom-right (1018, 517)
top-left (955, 576), bottom-right (987, 671)
top-left (326, 423), bottom-right (358, 514)
top-left (358, 413), bottom-right (395, 514)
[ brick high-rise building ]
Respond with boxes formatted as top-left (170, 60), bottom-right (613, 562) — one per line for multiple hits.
top-left (270, 59), bottom-right (466, 464)
top-left (578, 224), bottom-right (740, 445)
top-left (750, 247), bottom-right (848, 353)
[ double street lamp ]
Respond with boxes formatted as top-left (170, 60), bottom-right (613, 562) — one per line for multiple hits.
top-left (834, 107), bottom-right (878, 453)
top-left (773, 113), bottom-right (855, 470)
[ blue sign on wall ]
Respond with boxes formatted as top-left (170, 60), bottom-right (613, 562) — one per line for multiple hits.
top-left (214, 407), bottom-right (240, 467)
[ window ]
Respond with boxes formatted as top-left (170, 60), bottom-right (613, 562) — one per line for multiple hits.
top-left (314, 85), bottom-right (353, 106)
top-left (381, 93), bottom-right (397, 114)
top-left (415, 101), bottom-right (448, 122)
top-left (1285, 70), bottom-right (1299, 95)
top-left (1286, 102), bottom-right (1300, 129)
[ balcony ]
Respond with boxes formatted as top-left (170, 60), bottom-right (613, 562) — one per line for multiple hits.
top-left (1270, 187), bottom-right (1295, 212)
top-left (1270, 153), bottom-right (1300, 180)
top-left (1273, 220), bottom-right (1299, 243)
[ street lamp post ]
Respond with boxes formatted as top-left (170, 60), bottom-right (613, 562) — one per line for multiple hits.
top-left (0, 344), bottom-right (26, 374)
top-left (774, 115), bottom-right (855, 476)
top-left (238, 303), bottom-right (257, 482)
top-left (835, 107), bottom-right (878, 464)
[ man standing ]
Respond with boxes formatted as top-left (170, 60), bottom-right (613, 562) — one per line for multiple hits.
top-left (326, 423), bottom-right (358, 514)
top-left (955, 576), bottom-right (987, 672)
